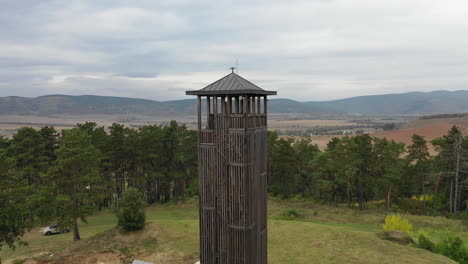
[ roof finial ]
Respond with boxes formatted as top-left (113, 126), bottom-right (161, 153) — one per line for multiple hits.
top-left (230, 67), bottom-right (236, 73)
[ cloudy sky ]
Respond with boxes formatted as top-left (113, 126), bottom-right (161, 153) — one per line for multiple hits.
top-left (1, 0), bottom-right (468, 101)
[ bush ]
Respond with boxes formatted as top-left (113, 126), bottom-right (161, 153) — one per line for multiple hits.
top-left (185, 179), bottom-right (199, 197)
top-left (437, 232), bottom-right (468, 264)
top-left (116, 188), bottom-right (146, 231)
top-left (283, 208), bottom-right (299, 219)
top-left (398, 199), bottom-right (424, 214)
top-left (418, 234), bottom-right (436, 252)
top-left (383, 214), bottom-right (413, 234)
top-left (390, 203), bottom-right (401, 213)
top-left (382, 230), bottom-right (414, 245)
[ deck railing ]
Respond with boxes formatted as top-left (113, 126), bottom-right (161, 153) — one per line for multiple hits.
top-left (207, 114), bottom-right (267, 130)
top-left (200, 130), bottom-right (215, 144)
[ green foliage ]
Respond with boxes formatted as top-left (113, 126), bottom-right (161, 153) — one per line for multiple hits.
top-left (0, 149), bottom-right (30, 252)
top-left (418, 234), bottom-right (437, 252)
top-left (383, 214), bottom-right (413, 234)
top-left (390, 204), bottom-right (401, 213)
top-left (0, 136), bottom-right (9, 149)
top-left (437, 232), bottom-right (468, 264)
top-left (411, 194), bottom-right (433, 202)
top-left (282, 209), bottom-right (299, 219)
top-left (8, 127), bottom-right (50, 223)
top-left (185, 178), bottom-right (199, 197)
top-left (116, 188), bottom-right (147, 231)
top-left (268, 138), bottom-right (297, 198)
top-left (382, 230), bottom-right (415, 245)
top-left (397, 199), bottom-right (424, 213)
top-left (48, 128), bottom-right (104, 240)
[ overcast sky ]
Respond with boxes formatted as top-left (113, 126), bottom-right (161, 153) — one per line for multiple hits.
top-left (1, 0), bottom-right (468, 101)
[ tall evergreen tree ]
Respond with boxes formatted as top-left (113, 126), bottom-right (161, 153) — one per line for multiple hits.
top-left (432, 126), bottom-right (468, 214)
top-left (48, 129), bottom-right (104, 240)
top-left (294, 139), bottom-right (320, 196)
top-left (407, 134), bottom-right (431, 208)
top-left (0, 136), bottom-right (9, 149)
top-left (351, 134), bottom-right (375, 209)
top-left (0, 149), bottom-right (29, 262)
top-left (8, 127), bottom-right (48, 223)
top-left (269, 138), bottom-right (297, 198)
top-left (374, 137), bottom-right (405, 208)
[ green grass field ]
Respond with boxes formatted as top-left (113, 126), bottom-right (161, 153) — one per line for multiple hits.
top-left (1, 198), bottom-right (463, 264)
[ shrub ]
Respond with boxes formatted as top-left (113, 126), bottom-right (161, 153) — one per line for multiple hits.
top-left (185, 179), bottom-right (199, 197)
top-left (382, 230), bottom-right (414, 245)
top-left (411, 194), bottom-right (433, 202)
top-left (398, 199), bottom-right (424, 214)
top-left (437, 232), bottom-right (468, 264)
top-left (418, 234), bottom-right (437, 252)
top-left (116, 188), bottom-right (146, 231)
top-left (383, 214), bottom-right (413, 234)
top-left (283, 208), bottom-right (299, 219)
top-left (390, 203), bottom-right (401, 213)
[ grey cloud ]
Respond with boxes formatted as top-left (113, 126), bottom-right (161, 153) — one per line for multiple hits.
top-left (1, 0), bottom-right (468, 101)
top-left (115, 72), bottom-right (159, 78)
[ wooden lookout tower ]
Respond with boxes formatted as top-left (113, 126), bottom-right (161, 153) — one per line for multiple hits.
top-left (186, 70), bottom-right (276, 264)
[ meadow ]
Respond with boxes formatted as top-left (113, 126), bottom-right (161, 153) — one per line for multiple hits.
top-left (1, 198), bottom-right (462, 264)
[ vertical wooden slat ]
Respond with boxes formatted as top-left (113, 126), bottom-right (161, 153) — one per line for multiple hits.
top-left (257, 96), bottom-right (261, 114)
top-left (197, 91), bottom-right (269, 264)
top-left (197, 96), bottom-right (202, 130)
top-left (207, 96), bottom-right (211, 129)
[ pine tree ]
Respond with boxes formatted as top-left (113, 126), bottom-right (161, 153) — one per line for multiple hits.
top-left (269, 138), bottom-right (297, 198)
top-left (8, 127), bottom-right (48, 223)
top-left (48, 128), bottom-right (104, 240)
top-left (0, 149), bottom-right (29, 262)
top-left (407, 134), bottom-right (431, 208)
top-left (116, 187), bottom-right (146, 231)
top-left (374, 137), bottom-right (405, 208)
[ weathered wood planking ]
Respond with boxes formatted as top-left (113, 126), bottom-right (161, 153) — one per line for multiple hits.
top-left (196, 95), bottom-right (269, 264)
top-left (187, 72), bottom-right (275, 264)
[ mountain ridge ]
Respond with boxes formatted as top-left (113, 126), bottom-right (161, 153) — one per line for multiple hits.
top-left (1, 90), bottom-right (468, 116)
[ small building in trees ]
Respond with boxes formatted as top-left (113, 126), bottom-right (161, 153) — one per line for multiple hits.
top-left (186, 69), bottom-right (276, 264)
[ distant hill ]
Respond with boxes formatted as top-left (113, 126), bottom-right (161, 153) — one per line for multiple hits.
top-left (2, 90), bottom-right (468, 116)
top-left (306, 90), bottom-right (468, 115)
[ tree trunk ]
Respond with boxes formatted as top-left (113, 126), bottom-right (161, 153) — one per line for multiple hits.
top-left (386, 185), bottom-right (392, 209)
top-left (422, 175), bottom-right (426, 209)
top-left (432, 174), bottom-right (439, 209)
top-left (450, 179), bottom-right (454, 214)
top-left (347, 175), bottom-right (351, 208)
top-left (358, 180), bottom-right (364, 210)
top-left (457, 178), bottom-right (464, 215)
top-left (454, 138), bottom-right (460, 215)
top-left (29, 208), bottom-right (35, 224)
top-left (73, 216), bottom-right (80, 241)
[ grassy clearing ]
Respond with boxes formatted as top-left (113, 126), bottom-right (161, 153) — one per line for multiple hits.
top-left (268, 198), bottom-right (468, 242)
top-left (1, 198), bottom-right (462, 264)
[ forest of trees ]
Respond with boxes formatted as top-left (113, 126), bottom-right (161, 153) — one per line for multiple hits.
top-left (268, 125), bottom-right (468, 214)
top-left (0, 121), bottom-right (198, 244)
top-left (0, 121), bottom-right (467, 250)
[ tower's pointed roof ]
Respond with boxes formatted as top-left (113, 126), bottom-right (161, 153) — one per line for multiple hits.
top-left (186, 72), bottom-right (276, 96)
